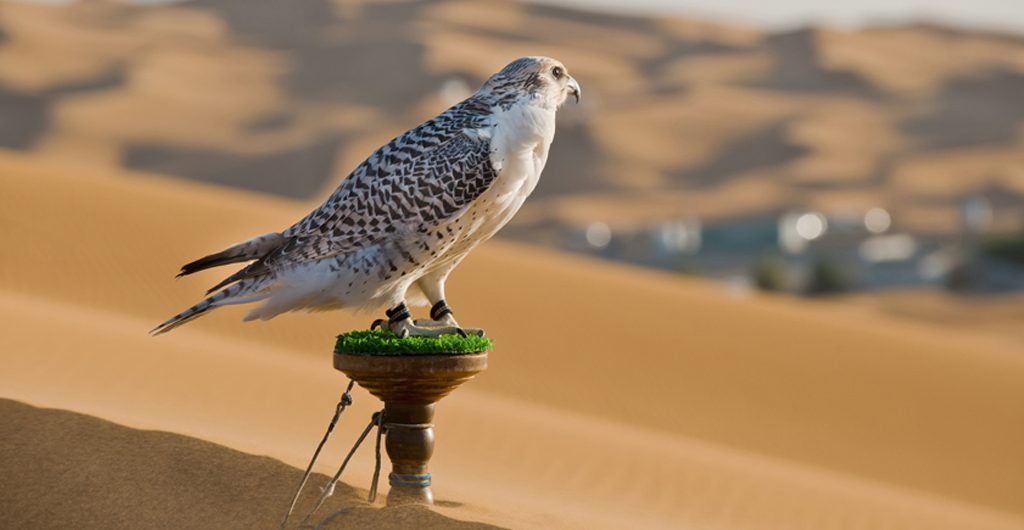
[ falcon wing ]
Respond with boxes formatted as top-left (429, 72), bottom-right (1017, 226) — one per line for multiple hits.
top-left (207, 125), bottom-right (498, 292)
top-left (290, 127), bottom-right (497, 259)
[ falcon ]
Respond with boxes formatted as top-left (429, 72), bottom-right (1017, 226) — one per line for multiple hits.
top-left (153, 56), bottom-right (580, 338)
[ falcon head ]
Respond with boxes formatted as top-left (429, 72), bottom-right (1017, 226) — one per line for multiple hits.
top-left (481, 56), bottom-right (581, 109)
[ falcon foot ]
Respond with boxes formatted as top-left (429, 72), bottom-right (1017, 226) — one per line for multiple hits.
top-left (413, 299), bottom-right (484, 336)
top-left (392, 320), bottom-right (480, 338)
top-left (371, 302), bottom-right (484, 338)
top-left (413, 319), bottom-right (485, 337)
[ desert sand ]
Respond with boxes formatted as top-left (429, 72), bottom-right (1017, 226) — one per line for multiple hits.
top-left (2, 151), bottom-right (1023, 529)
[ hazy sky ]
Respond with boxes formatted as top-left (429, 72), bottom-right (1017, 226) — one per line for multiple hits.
top-left (527, 0), bottom-right (1024, 34)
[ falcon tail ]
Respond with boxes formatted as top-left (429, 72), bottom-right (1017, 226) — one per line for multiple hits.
top-left (177, 232), bottom-right (285, 277)
top-left (150, 281), bottom-right (268, 335)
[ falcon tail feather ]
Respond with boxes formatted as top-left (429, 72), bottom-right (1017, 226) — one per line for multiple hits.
top-left (150, 281), bottom-right (268, 335)
top-left (176, 232), bottom-right (286, 277)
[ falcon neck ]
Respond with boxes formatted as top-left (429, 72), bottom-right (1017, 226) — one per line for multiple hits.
top-left (489, 98), bottom-right (556, 156)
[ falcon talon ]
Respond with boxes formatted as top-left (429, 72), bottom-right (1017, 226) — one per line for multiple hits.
top-left (370, 319), bottom-right (385, 331)
top-left (153, 57), bottom-right (578, 337)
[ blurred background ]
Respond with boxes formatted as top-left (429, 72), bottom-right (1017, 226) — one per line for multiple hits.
top-left (1, 1), bottom-right (1023, 529)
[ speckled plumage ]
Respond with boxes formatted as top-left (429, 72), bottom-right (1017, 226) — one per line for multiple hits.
top-left (153, 57), bottom-right (579, 335)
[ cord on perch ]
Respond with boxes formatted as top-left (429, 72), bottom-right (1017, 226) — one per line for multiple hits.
top-left (334, 330), bottom-right (490, 506)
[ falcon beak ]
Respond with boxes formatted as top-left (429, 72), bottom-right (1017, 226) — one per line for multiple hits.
top-left (567, 77), bottom-right (581, 104)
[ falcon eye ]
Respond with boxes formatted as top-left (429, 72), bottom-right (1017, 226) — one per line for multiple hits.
top-left (551, 66), bottom-right (564, 79)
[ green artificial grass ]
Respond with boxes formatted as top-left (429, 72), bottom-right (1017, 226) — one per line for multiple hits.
top-left (335, 329), bottom-right (493, 356)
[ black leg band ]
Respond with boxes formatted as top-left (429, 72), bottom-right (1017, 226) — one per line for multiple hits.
top-left (386, 302), bottom-right (411, 323)
top-left (430, 299), bottom-right (453, 321)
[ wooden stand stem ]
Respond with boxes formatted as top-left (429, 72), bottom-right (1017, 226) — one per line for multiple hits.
top-left (383, 403), bottom-right (435, 505)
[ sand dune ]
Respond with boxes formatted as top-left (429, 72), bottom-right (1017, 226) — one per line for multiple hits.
top-left (3, 290), bottom-right (1021, 530)
top-left (0, 399), bottom-right (494, 530)
top-left (2, 150), bottom-right (1023, 528)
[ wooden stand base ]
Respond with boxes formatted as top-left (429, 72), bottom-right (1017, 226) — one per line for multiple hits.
top-left (333, 353), bottom-right (487, 506)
